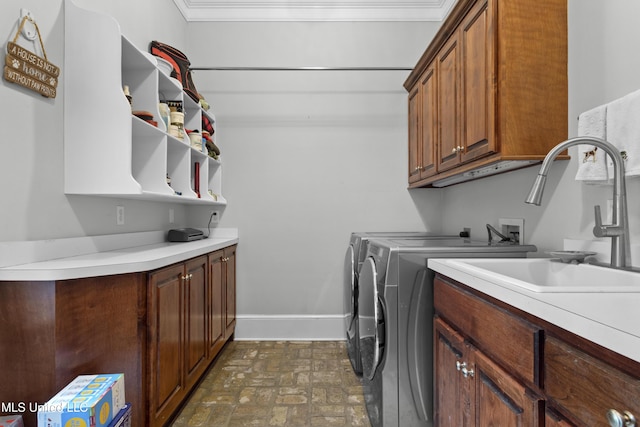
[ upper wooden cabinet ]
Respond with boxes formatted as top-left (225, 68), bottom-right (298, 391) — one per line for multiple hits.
top-left (404, 0), bottom-right (568, 187)
top-left (408, 86), bottom-right (421, 183)
top-left (437, 34), bottom-right (462, 172)
top-left (459, 0), bottom-right (495, 164)
top-left (408, 65), bottom-right (438, 183)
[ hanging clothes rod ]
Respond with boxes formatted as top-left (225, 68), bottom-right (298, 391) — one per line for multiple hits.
top-left (190, 66), bottom-right (412, 71)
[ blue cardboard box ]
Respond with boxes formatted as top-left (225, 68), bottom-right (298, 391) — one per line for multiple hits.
top-left (37, 374), bottom-right (125, 427)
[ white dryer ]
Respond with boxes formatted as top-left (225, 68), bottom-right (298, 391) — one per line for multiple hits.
top-left (358, 237), bottom-right (536, 427)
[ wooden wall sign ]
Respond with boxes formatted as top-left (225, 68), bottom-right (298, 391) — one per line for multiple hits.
top-left (4, 16), bottom-right (60, 98)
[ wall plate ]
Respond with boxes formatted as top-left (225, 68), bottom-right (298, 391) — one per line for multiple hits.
top-left (499, 218), bottom-right (524, 244)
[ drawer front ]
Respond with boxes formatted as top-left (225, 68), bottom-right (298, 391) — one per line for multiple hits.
top-left (545, 336), bottom-right (640, 427)
top-left (434, 276), bottom-right (542, 385)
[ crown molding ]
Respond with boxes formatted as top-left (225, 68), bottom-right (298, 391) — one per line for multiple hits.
top-left (172, 0), bottom-right (457, 22)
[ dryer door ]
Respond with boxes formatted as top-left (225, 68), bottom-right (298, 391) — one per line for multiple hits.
top-left (344, 245), bottom-right (356, 337)
top-left (344, 244), bottom-right (363, 374)
top-left (358, 257), bottom-right (386, 381)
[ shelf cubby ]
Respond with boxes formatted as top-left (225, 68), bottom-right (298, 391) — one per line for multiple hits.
top-left (64, 0), bottom-right (226, 206)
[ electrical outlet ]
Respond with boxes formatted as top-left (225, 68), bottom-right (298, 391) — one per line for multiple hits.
top-left (116, 206), bottom-right (125, 225)
top-left (169, 208), bottom-right (174, 224)
top-left (499, 218), bottom-right (524, 244)
top-left (211, 211), bottom-right (219, 224)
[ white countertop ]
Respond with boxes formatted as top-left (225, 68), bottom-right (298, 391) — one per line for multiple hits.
top-left (0, 228), bottom-right (238, 281)
top-left (429, 257), bottom-right (640, 363)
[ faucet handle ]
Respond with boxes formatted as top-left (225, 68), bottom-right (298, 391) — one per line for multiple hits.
top-left (594, 205), bottom-right (605, 237)
top-left (593, 205), bottom-right (623, 237)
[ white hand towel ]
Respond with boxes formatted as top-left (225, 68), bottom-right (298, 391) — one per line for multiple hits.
top-left (575, 104), bottom-right (610, 184)
top-left (607, 88), bottom-right (640, 177)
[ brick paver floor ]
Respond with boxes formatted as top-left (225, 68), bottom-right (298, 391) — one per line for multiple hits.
top-left (170, 341), bottom-right (371, 427)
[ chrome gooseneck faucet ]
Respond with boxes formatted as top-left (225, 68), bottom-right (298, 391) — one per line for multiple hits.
top-left (525, 136), bottom-right (631, 269)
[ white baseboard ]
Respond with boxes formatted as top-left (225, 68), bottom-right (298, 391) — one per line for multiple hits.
top-left (235, 314), bottom-right (346, 341)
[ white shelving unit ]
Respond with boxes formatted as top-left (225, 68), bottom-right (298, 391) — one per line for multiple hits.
top-left (64, 0), bottom-right (226, 206)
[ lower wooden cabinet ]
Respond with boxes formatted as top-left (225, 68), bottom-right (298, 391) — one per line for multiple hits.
top-left (545, 336), bottom-right (640, 427)
top-left (184, 257), bottom-right (209, 389)
top-left (148, 255), bottom-right (209, 427)
top-left (545, 410), bottom-right (575, 427)
top-left (434, 318), bottom-right (466, 427)
top-left (208, 251), bottom-right (226, 359)
top-left (208, 245), bottom-right (236, 358)
top-left (149, 246), bottom-right (237, 427)
top-left (434, 317), bottom-right (542, 427)
top-left (223, 245), bottom-right (236, 339)
top-left (0, 274), bottom-right (148, 427)
top-left (0, 244), bottom-right (237, 427)
top-left (472, 349), bottom-right (542, 426)
top-left (434, 274), bottom-right (640, 427)
top-left (148, 262), bottom-right (187, 427)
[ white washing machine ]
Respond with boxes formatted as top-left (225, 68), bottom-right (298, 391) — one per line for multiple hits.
top-left (344, 232), bottom-right (457, 375)
top-left (358, 237), bottom-right (536, 427)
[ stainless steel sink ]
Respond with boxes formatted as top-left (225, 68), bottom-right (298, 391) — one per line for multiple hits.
top-left (444, 258), bottom-right (640, 293)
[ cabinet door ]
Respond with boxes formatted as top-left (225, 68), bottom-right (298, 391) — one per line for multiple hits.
top-left (224, 246), bottom-right (237, 338)
top-left (434, 276), bottom-right (541, 386)
top-left (148, 263), bottom-right (185, 426)
top-left (545, 335), bottom-right (640, 427)
top-left (208, 250), bottom-right (225, 359)
top-left (419, 65), bottom-right (438, 179)
top-left (460, 0), bottom-right (496, 163)
top-left (434, 318), bottom-right (468, 427)
top-left (437, 33), bottom-right (461, 172)
top-left (472, 349), bottom-right (542, 427)
top-left (184, 256), bottom-right (208, 389)
top-left (408, 85), bottom-right (421, 183)
top-left (545, 410), bottom-right (575, 427)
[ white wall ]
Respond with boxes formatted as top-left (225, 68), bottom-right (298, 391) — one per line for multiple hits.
top-left (0, 0), bottom-right (190, 242)
top-left (440, 0), bottom-right (640, 257)
top-left (183, 1), bottom-right (640, 338)
top-left (3, 0), bottom-right (639, 339)
top-left (185, 22), bottom-right (444, 332)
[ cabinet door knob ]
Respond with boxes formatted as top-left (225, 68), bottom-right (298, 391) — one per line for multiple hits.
top-left (461, 365), bottom-right (474, 378)
top-left (607, 409), bottom-right (636, 427)
top-left (455, 361), bottom-right (474, 378)
top-left (188, 273), bottom-right (193, 279)
top-left (452, 147), bottom-right (457, 154)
